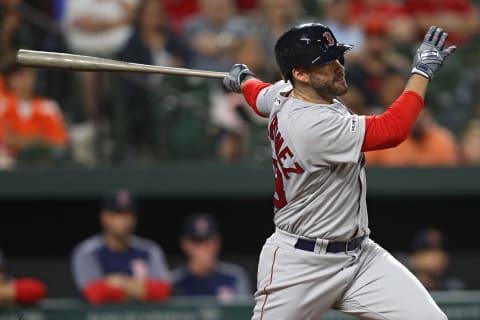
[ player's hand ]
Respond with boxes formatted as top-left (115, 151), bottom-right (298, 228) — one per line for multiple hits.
top-left (105, 274), bottom-right (130, 288)
top-left (411, 26), bottom-right (457, 80)
top-left (223, 64), bottom-right (256, 93)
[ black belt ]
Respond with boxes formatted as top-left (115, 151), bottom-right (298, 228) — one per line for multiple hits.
top-left (294, 236), bottom-right (364, 253)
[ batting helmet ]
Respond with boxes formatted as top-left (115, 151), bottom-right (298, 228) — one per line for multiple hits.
top-left (274, 23), bottom-right (353, 82)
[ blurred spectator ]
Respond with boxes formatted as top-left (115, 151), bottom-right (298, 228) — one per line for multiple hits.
top-left (408, 228), bottom-right (465, 291)
top-left (0, 56), bottom-right (69, 168)
top-left (405, 0), bottom-right (479, 46)
top-left (0, 249), bottom-right (47, 306)
top-left (460, 119), bottom-right (480, 165)
top-left (62, 0), bottom-right (139, 57)
top-left (52, 0), bottom-right (65, 22)
top-left (179, 0), bottom-right (252, 159)
top-left (365, 109), bottom-right (460, 166)
top-left (0, 3), bottom-right (35, 55)
top-left (112, 0), bottom-right (189, 162)
top-left (348, 0), bottom-right (416, 44)
top-left (163, 0), bottom-right (199, 35)
top-left (376, 67), bottom-right (407, 108)
top-left (172, 213), bottom-right (252, 302)
top-left (182, 0), bottom-right (251, 73)
top-left (71, 189), bottom-right (171, 304)
top-left (320, 0), bottom-right (365, 57)
top-left (235, 0), bottom-right (261, 15)
top-left (62, 0), bottom-right (140, 163)
top-left (345, 18), bottom-right (409, 112)
top-left (211, 36), bottom-right (269, 161)
top-left (236, 0), bottom-right (260, 15)
top-left (0, 74), bottom-right (4, 95)
top-left (254, 0), bottom-right (301, 79)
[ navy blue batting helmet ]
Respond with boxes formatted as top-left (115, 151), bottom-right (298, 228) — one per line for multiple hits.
top-left (274, 23), bottom-right (353, 82)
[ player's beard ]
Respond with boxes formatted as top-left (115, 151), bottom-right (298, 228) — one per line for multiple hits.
top-left (310, 72), bottom-right (348, 100)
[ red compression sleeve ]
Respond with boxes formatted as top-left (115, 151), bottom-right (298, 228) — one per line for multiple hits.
top-left (143, 279), bottom-right (172, 302)
top-left (83, 280), bottom-right (126, 304)
top-left (362, 90), bottom-right (424, 152)
top-left (242, 79), bottom-right (272, 118)
top-left (13, 278), bottom-right (47, 304)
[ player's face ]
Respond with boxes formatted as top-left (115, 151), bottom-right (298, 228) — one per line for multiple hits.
top-left (101, 211), bottom-right (137, 239)
top-left (307, 59), bottom-right (348, 98)
top-left (181, 236), bottom-right (221, 272)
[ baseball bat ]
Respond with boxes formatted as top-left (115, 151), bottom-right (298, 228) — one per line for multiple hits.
top-left (16, 49), bottom-right (228, 79)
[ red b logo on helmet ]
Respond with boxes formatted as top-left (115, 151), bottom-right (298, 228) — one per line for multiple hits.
top-left (323, 31), bottom-right (335, 46)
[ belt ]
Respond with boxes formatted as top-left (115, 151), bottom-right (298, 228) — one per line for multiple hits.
top-left (294, 236), bottom-right (364, 253)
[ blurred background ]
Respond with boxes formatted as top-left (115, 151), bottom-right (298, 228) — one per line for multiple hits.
top-left (1, 0), bottom-right (480, 319)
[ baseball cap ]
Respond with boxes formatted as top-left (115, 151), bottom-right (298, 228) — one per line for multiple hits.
top-left (182, 213), bottom-right (220, 241)
top-left (410, 228), bottom-right (444, 253)
top-left (101, 189), bottom-right (137, 214)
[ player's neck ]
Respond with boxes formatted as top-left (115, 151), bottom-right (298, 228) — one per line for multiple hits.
top-left (290, 88), bottom-right (333, 105)
top-left (188, 259), bottom-right (216, 276)
top-left (104, 233), bottom-right (129, 251)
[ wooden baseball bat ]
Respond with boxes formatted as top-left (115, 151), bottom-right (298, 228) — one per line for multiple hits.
top-left (16, 49), bottom-right (228, 79)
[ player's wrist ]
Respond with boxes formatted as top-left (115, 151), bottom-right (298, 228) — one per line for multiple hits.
top-left (411, 66), bottom-right (432, 80)
top-left (240, 75), bottom-right (256, 88)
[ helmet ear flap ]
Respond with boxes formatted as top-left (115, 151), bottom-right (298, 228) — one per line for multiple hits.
top-left (339, 56), bottom-right (345, 66)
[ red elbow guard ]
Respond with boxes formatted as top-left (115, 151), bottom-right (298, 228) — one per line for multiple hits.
top-left (83, 280), bottom-right (126, 304)
top-left (144, 280), bottom-right (171, 302)
top-left (13, 278), bottom-right (47, 304)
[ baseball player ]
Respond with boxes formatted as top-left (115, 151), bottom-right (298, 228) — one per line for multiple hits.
top-left (222, 23), bottom-right (456, 319)
top-left (71, 189), bottom-right (171, 304)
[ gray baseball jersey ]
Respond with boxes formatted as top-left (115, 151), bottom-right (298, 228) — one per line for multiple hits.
top-left (256, 80), bottom-right (369, 241)
top-left (250, 81), bottom-right (447, 320)
top-left (71, 234), bottom-right (170, 291)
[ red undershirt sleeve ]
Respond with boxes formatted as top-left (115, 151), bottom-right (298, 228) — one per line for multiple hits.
top-left (13, 278), bottom-right (47, 304)
top-left (242, 79), bottom-right (272, 118)
top-left (143, 279), bottom-right (171, 302)
top-left (362, 90), bottom-right (424, 152)
top-left (83, 280), bottom-right (126, 304)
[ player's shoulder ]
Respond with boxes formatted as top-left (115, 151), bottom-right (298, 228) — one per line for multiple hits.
top-left (216, 261), bottom-right (249, 280)
top-left (129, 235), bottom-right (164, 253)
top-left (72, 234), bottom-right (104, 256)
top-left (290, 98), bottom-right (351, 118)
top-left (170, 265), bottom-right (190, 283)
top-left (270, 80), bottom-right (292, 95)
top-left (258, 80), bottom-right (292, 106)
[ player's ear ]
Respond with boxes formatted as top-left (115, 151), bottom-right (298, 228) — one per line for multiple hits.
top-left (180, 237), bottom-right (191, 254)
top-left (100, 210), bottom-right (108, 226)
top-left (291, 68), bottom-right (309, 84)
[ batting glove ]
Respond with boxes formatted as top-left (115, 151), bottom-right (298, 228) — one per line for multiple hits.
top-left (411, 26), bottom-right (457, 80)
top-left (223, 64), bottom-right (256, 93)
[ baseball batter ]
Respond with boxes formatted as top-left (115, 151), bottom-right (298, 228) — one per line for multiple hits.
top-left (222, 24), bottom-right (456, 319)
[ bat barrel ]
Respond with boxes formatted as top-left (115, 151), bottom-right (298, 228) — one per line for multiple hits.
top-left (16, 49), bottom-right (228, 79)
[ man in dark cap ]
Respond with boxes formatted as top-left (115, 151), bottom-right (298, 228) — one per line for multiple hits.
top-left (409, 228), bottom-right (465, 291)
top-left (71, 188), bottom-right (171, 304)
top-left (171, 213), bottom-right (252, 302)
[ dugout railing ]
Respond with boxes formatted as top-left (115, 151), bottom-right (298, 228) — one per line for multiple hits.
top-left (1, 292), bottom-right (480, 320)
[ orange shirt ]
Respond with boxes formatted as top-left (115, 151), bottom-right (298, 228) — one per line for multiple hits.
top-left (0, 75), bottom-right (5, 96)
top-left (0, 94), bottom-right (68, 154)
top-left (365, 125), bottom-right (460, 167)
